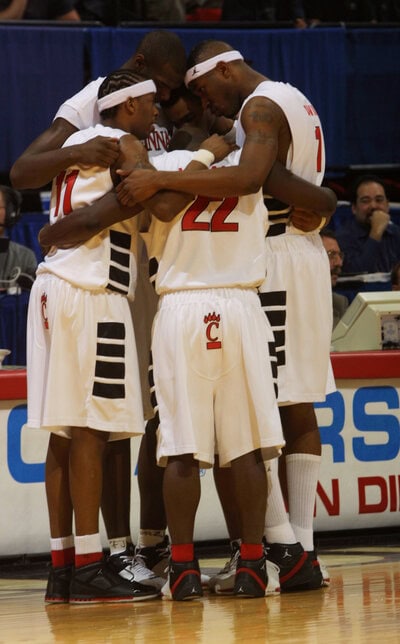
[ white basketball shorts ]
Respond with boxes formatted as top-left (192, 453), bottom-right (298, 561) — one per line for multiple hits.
top-left (151, 288), bottom-right (284, 467)
top-left (26, 273), bottom-right (144, 440)
top-left (259, 232), bottom-right (336, 404)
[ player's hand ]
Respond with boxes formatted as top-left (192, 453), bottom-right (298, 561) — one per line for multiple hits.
top-left (201, 133), bottom-right (236, 162)
top-left (77, 136), bottom-right (120, 168)
top-left (116, 169), bottom-right (159, 205)
top-left (290, 208), bottom-right (325, 232)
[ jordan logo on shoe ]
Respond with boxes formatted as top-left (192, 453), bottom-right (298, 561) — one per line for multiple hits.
top-left (190, 586), bottom-right (198, 594)
top-left (282, 548), bottom-right (291, 559)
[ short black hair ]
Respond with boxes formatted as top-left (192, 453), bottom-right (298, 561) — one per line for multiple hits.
top-left (136, 30), bottom-right (186, 77)
top-left (98, 68), bottom-right (148, 119)
top-left (319, 227), bottom-right (337, 239)
top-left (349, 174), bottom-right (388, 205)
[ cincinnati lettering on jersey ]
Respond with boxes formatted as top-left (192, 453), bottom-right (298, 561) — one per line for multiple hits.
top-left (303, 103), bottom-right (318, 117)
top-left (143, 129), bottom-right (170, 153)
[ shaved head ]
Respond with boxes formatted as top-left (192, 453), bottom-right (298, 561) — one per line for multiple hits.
top-left (187, 40), bottom-right (234, 69)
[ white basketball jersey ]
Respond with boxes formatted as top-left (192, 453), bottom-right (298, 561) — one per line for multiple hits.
top-left (236, 80), bottom-right (325, 186)
top-left (146, 149), bottom-right (268, 293)
top-left (54, 76), bottom-right (170, 156)
top-left (37, 124), bottom-right (138, 300)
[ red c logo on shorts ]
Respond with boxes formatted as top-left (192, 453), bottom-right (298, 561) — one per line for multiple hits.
top-left (204, 312), bottom-right (221, 350)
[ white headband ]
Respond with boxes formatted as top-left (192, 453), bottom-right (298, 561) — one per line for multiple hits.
top-left (185, 50), bottom-right (244, 87)
top-left (97, 79), bottom-right (157, 111)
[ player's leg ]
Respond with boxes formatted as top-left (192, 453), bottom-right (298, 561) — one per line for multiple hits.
top-left (103, 432), bottom-right (165, 591)
top-left (134, 415), bottom-right (170, 580)
top-left (280, 403), bottom-right (327, 585)
top-left (162, 453), bottom-right (203, 600)
top-left (280, 403), bottom-right (321, 551)
top-left (229, 449), bottom-right (269, 598)
top-left (101, 437), bottom-right (163, 590)
top-left (44, 433), bottom-right (74, 603)
top-left (101, 438), bottom-right (132, 549)
top-left (264, 449), bottom-right (318, 591)
top-left (209, 458), bottom-right (281, 596)
top-left (68, 427), bottom-right (158, 603)
top-left (212, 457), bottom-right (241, 540)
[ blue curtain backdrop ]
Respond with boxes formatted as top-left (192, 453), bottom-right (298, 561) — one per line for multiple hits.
top-left (0, 26), bottom-right (86, 172)
top-left (0, 25), bottom-right (399, 172)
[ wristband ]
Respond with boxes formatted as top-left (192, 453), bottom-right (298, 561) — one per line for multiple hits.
top-left (191, 149), bottom-right (215, 168)
top-left (315, 215), bottom-right (327, 232)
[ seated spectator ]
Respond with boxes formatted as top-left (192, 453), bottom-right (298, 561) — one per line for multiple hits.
top-left (376, 0), bottom-right (400, 21)
top-left (0, 185), bottom-right (37, 291)
top-left (335, 174), bottom-right (400, 275)
top-left (0, 0), bottom-right (80, 21)
top-left (75, 0), bottom-right (186, 23)
top-left (74, 0), bottom-right (114, 23)
top-left (221, 0), bottom-right (308, 23)
top-left (320, 227), bottom-right (349, 329)
top-left (142, 0), bottom-right (186, 21)
top-left (391, 261), bottom-right (400, 290)
top-left (302, 0), bottom-right (376, 22)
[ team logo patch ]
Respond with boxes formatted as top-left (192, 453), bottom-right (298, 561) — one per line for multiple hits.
top-left (204, 311), bottom-right (221, 350)
top-left (40, 292), bottom-right (49, 330)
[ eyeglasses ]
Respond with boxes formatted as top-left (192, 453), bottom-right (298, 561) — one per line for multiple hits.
top-left (326, 250), bottom-right (344, 260)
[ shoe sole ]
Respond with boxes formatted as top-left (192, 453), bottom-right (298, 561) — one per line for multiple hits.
top-left (45, 596), bottom-right (69, 604)
top-left (162, 574), bottom-right (203, 601)
top-left (212, 582), bottom-right (280, 596)
top-left (69, 593), bottom-right (159, 604)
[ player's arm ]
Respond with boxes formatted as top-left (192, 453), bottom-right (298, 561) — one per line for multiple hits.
top-left (10, 118), bottom-right (120, 189)
top-left (116, 132), bottom-right (235, 219)
top-left (116, 97), bottom-right (282, 204)
top-left (39, 190), bottom-right (138, 250)
top-left (265, 162), bottom-right (337, 230)
top-left (40, 132), bottom-right (234, 248)
top-left (39, 135), bottom-right (147, 249)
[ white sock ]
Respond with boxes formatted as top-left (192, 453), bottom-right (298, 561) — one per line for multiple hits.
top-left (286, 453), bottom-right (321, 552)
top-left (137, 529), bottom-right (166, 548)
top-left (50, 535), bottom-right (74, 551)
top-left (108, 537), bottom-right (128, 555)
top-left (264, 458), bottom-right (297, 545)
top-left (75, 532), bottom-right (102, 555)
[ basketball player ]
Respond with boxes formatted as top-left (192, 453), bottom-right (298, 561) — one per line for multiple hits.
top-left (26, 69), bottom-right (186, 605)
top-left (115, 40), bottom-right (336, 592)
top-left (11, 30), bottom-right (187, 587)
top-left (42, 141), bottom-right (333, 599)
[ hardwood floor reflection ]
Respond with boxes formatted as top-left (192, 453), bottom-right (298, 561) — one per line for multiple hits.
top-left (1, 547), bottom-right (400, 643)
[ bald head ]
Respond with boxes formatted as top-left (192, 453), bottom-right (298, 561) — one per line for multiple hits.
top-left (187, 40), bottom-right (235, 68)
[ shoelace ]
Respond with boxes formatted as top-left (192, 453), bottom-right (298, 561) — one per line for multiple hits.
top-left (220, 548), bottom-right (240, 574)
top-left (129, 556), bottom-right (158, 580)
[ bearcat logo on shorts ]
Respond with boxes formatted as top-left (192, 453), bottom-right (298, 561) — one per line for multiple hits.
top-left (204, 312), bottom-right (221, 350)
top-left (41, 292), bottom-right (49, 330)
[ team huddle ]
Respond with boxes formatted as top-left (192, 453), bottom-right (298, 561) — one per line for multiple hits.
top-left (11, 30), bottom-right (337, 603)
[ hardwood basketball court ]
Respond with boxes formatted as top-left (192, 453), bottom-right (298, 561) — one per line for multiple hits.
top-left (1, 544), bottom-right (400, 643)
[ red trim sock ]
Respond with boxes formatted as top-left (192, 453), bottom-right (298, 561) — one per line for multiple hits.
top-left (241, 543), bottom-right (263, 560)
top-left (171, 543), bottom-right (194, 562)
top-left (51, 546), bottom-right (75, 568)
top-left (75, 552), bottom-right (103, 568)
